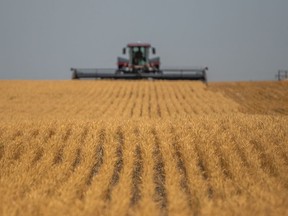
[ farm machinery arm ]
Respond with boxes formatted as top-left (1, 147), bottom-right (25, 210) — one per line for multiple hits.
top-left (71, 67), bottom-right (208, 81)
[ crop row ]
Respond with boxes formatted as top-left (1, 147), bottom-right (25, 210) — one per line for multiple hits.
top-left (0, 116), bottom-right (288, 215)
top-left (0, 81), bottom-right (239, 122)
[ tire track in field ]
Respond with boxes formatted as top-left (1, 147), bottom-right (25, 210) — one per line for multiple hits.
top-left (37, 127), bottom-right (73, 196)
top-left (232, 135), bottom-right (279, 188)
top-left (47, 127), bottom-right (89, 198)
top-left (73, 87), bottom-right (95, 116)
top-left (111, 85), bottom-right (128, 117)
top-left (139, 89), bottom-right (145, 117)
top-left (0, 144), bottom-right (4, 161)
top-left (148, 86), bottom-right (152, 118)
top-left (11, 143), bottom-right (24, 161)
top-left (69, 126), bottom-right (89, 188)
top-left (30, 128), bottom-right (40, 137)
top-left (158, 83), bottom-right (171, 117)
top-left (250, 140), bottom-right (279, 177)
top-left (213, 141), bottom-right (243, 195)
top-left (104, 128), bottom-right (124, 201)
top-left (130, 145), bottom-right (143, 205)
top-left (7, 130), bottom-right (25, 163)
top-left (213, 143), bottom-right (233, 180)
top-left (130, 100), bottom-right (136, 117)
top-left (182, 84), bottom-right (199, 115)
top-left (130, 84), bottom-right (139, 117)
top-left (20, 127), bottom-right (58, 197)
top-left (270, 133), bottom-right (288, 168)
top-left (175, 83), bottom-right (194, 115)
top-left (75, 128), bottom-right (106, 200)
top-left (11, 130), bottom-right (23, 141)
top-left (53, 145), bottom-right (64, 165)
top-left (53, 127), bottom-right (72, 165)
top-left (71, 148), bottom-right (82, 171)
top-left (116, 85), bottom-right (129, 115)
top-left (130, 128), bottom-right (143, 207)
top-left (170, 132), bottom-right (194, 211)
top-left (121, 85), bottom-right (134, 116)
top-left (31, 128), bottom-right (56, 166)
top-left (85, 129), bottom-right (105, 186)
top-left (100, 85), bottom-right (123, 117)
top-left (31, 147), bottom-right (44, 166)
top-left (166, 84), bottom-right (180, 116)
top-left (234, 139), bottom-right (250, 168)
top-left (173, 84), bottom-right (189, 115)
top-left (0, 127), bottom-right (6, 161)
top-left (0, 127), bottom-right (4, 138)
top-left (151, 128), bottom-right (168, 215)
top-left (154, 85), bottom-right (162, 118)
top-left (3, 129), bottom-right (39, 171)
top-left (194, 143), bottom-right (214, 199)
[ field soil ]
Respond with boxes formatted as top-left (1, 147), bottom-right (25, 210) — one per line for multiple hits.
top-left (0, 80), bottom-right (287, 216)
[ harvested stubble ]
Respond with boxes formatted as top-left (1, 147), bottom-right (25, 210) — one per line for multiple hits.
top-left (0, 80), bottom-right (288, 216)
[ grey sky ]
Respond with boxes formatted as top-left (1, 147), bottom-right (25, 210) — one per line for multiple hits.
top-left (0, 0), bottom-right (287, 81)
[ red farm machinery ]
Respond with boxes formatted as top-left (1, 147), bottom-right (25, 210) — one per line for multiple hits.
top-left (71, 42), bottom-right (208, 81)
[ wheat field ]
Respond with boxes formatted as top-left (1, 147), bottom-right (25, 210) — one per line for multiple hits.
top-left (0, 80), bottom-right (288, 216)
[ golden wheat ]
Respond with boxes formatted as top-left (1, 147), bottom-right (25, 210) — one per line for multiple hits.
top-left (0, 80), bottom-right (288, 216)
top-left (0, 80), bottom-right (240, 121)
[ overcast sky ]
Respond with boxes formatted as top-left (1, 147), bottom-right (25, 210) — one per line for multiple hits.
top-left (0, 0), bottom-right (287, 81)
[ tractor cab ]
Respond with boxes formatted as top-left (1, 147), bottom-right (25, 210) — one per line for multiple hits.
top-left (127, 43), bottom-right (155, 66)
top-left (119, 42), bottom-right (159, 72)
top-left (130, 46), bottom-right (147, 66)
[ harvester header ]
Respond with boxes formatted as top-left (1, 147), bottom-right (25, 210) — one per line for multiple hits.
top-left (71, 42), bottom-right (208, 81)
